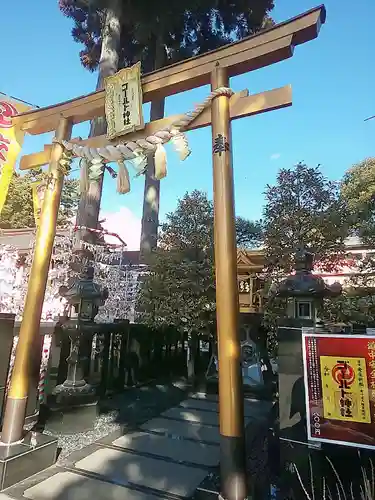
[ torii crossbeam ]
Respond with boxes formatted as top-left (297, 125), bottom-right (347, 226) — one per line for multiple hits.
top-left (19, 86), bottom-right (292, 170)
top-left (2, 6), bottom-right (326, 499)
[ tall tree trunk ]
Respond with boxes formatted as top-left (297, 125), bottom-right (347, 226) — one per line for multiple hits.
top-left (139, 98), bottom-right (164, 259)
top-left (75, 0), bottom-right (122, 246)
top-left (140, 42), bottom-right (166, 262)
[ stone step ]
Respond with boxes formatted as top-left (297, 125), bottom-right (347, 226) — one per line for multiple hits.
top-left (191, 394), bottom-right (274, 419)
top-left (179, 398), bottom-right (259, 417)
top-left (141, 417), bottom-right (220, 443)
top-left (22, 470), bottom-right (160, 500)
top-left (179, 399), bottom-right (220, 412)
top-left (191, 392), bottom-right (219, 401)
top-left (74, 446), bottom-right (208, 497)
top-left (161, 407), bottom-right (251, 426)
top-left (112, 430), bottom-right (219, 467)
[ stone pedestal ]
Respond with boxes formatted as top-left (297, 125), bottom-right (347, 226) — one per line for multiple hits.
top-left (278, 319), bottom-right (312, 444)
top-left (0, 432), bottom-right (57, 491)
top-left (274, 248), bottom-right (342, 498)
top-left (41, 322), bottom-right (99, 435)
top-left (43, 393), bottom-right (98, 434)
top-left (277, 319), bottom-right (314, 496)
top-left (277, 319), bottom-right (324, 497)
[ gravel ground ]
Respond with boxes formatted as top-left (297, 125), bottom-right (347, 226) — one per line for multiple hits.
top-left (31, 379), bottom-right (190, 463)
top-left (45, 410), bottom-right (122, 462)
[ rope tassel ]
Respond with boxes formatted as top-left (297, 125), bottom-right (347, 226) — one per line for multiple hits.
top-left (129, 152), bottom-right (147, 173)
top-left (117, 160), bottom-right (130, 194)
top-left (80, 158), bottom-right (89, 194)
top-left (171, 131), bottom-right (190, 161)
top-left (154, 143), bottom-right (167, 180)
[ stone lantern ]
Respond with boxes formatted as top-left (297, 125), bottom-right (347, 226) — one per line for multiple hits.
top-left (46, 249), bottom-right (108, 433)
top-left (276, 247), bottom-right (342, 326)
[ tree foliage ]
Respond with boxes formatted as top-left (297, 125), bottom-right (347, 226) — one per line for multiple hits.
top-left (263, 162), bottom-right (348, 277)
top-left (159, 190), bottom-right (214, 253)
top-left (137, 190), bottom-right (260, 332)
top-left (0, 169), bottom-right (80, 229)
top-left (320, 158), bottom-right (375, 327)
top-left (137, 249), bottom-right (215, 332)
top-left (59, 0), bottom-right (275, 72)
top-left (236, 216), bottom-right (263, 249)
top-left (261, 163), bottom-right (350, 341)
top-left (324, 254), bottom-right (375, 326)
top-left (340, 157), bottom-right (375, 245)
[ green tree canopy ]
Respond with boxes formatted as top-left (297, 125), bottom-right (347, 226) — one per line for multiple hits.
top-left (159, 190), bottom-right (214, 254)
top-left (0, 169), bottom-right (79, 229)
top-left (263, 162), bottom-right (349, 277)
top-left (324, 157), bottom-right (375, 326)
top-left (59, 0), bottom-right (275, 73)
top-left (137, 190), bottom-right (260, 332)
top-left (261, 163), bottom-right (350, 345)
top-left (340, 157), bottom-right (375, 244)
top-left (236, 216), bottom-right (263, 249)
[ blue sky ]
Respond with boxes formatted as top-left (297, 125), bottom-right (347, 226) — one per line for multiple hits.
top-left (2, 0), bottom-right (375, 224)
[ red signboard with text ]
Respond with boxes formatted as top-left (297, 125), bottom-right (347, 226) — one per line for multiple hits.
top-left (303, 333), bottom-right (375, 449)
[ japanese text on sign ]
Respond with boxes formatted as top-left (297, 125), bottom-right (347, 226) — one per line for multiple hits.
top-left (321, 356), bottom-right (370, 423)
top-left (104, 62), bottom-right (145, 140)
top-left (121, 83), bottom-right (131, 126)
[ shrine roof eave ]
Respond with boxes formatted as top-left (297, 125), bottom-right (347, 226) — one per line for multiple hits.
top-left (12, 5), bottom-right (325, 135)
top-left (237, 249), bottom-right (265, 271)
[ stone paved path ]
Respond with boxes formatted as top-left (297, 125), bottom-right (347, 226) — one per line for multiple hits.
top-left (3, 393), bottom-right (272, 500)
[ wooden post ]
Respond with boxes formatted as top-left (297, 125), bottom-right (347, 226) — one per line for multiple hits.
top-left (211, 65), bottom-right (247, 500)
top-left (1, 117), bottom-right (72, 444)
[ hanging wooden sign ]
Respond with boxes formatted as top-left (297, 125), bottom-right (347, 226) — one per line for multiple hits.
top-left (104, 62), bottom-right (145, 140)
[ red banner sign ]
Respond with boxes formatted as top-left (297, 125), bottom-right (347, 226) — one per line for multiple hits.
top-left (303, 333), bottom-right (375, 449)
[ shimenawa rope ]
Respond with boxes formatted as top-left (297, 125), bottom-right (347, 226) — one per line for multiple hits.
top-left (53, 87), bottom-right (234, 194)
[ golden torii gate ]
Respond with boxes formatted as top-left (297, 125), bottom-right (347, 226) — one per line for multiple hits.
top-left (1, 6), bottom-right (325, 499)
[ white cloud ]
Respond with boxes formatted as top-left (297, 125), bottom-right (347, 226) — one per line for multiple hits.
top-left (270, 153), bottom-right (281, 160)
top-left (100, 206), bottom-right (141, 250)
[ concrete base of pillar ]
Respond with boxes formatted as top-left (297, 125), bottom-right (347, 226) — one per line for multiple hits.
top-left (0, 432), bottom-right (57, 491)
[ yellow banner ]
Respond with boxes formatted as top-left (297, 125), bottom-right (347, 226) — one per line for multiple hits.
top-left (31, 180), bottom-right (46, 227)
top-left (0, 95), bottom-right (32, 215)
top-left (321, 355), bottom-right (371, 424)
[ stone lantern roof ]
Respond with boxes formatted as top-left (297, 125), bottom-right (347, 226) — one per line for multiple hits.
top-left (59, 249), bottom-right (108, 308)
top-left (275, 248), bottom-right (342, 299)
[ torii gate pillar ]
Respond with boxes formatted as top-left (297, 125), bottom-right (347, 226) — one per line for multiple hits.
top-left (211, 65), bottom-right (247, 500)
